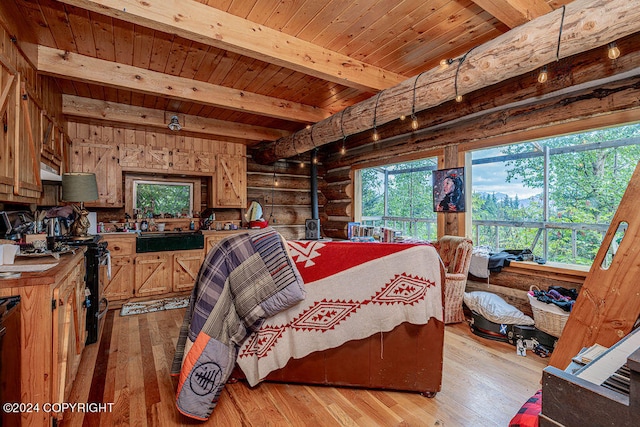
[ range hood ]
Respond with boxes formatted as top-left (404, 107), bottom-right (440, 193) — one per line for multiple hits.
top-left (40, 162), bottom-right (62, 182)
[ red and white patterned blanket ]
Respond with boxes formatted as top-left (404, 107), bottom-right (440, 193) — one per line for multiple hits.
top-left (237, 240), bottom-right (443, 386)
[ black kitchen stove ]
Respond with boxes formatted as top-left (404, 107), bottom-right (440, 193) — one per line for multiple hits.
top-left (55, 234), bottom-right (109, 345)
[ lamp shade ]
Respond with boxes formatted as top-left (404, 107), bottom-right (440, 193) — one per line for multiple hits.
top-left (62, 173), bottom-right (99, 202)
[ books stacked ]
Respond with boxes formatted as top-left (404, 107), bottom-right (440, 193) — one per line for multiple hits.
top-left (347, 222), bottom-right (401, 242)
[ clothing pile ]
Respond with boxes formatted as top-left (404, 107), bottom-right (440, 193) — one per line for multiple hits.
top-left (488, 249), bottom-right (535, 272)
top-left (531, 286), bottom-right (578, 312)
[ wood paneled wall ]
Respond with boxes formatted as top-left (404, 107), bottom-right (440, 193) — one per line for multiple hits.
top-left (66, 121), bottom-right (245, 223)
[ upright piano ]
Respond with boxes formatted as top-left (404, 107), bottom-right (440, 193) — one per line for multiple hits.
top-left (540, 328), bottom-right (640, 426)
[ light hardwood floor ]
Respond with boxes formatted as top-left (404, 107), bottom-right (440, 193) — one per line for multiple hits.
top-left (63, 308), bottom-right (547, 427)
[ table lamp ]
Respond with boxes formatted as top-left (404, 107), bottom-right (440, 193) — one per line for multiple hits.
top-left (62, 172), bottom-right (98, 237)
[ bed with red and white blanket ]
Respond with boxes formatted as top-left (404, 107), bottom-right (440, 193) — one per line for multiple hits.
top-left (236, 239), bottom-right (445, 395)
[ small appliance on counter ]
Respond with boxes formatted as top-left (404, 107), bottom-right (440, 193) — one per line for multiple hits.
top-left (0, 211), bottom-right (35, 241)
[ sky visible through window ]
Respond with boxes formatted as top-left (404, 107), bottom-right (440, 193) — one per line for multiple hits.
top-left (472, 147), bottom-right (539, 199)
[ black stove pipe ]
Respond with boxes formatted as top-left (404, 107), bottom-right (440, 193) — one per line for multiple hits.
top-left (310, 149), bottom-right (319, 220)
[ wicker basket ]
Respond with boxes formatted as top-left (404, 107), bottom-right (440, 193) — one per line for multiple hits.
top-left (528, 285), bottom-right (570, 337)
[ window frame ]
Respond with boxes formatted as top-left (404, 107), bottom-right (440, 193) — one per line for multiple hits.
top-left (124, 174), bottom-right (202, 218)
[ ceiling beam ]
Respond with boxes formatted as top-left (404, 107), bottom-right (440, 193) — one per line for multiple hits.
top-left (471, 0), bottom-right (552, 28)
top-left (62, 95), bottom-right (290, 143)
top-left (54, 0), bottom-right (406, 92)
top-left (253, 0), bottom-right (640, 164)
top-left (37, 45), bottom-right (329, 124)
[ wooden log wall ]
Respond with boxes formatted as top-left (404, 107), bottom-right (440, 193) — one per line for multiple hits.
top-left (319, 32), bottom-right (640, 241)
top-left (316, 34), bottom-right (640, 303)
top-left (246, 155), bottom-right (323, 240)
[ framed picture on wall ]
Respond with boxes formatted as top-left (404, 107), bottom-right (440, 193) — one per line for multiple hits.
top-left (433, 167), bottom-right (465, 212)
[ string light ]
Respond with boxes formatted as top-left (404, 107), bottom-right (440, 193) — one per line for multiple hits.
top-left (556, 6), bottom-right (565, 62)
top-left (372, 91), bottom-right (382, 142)
top-left (537, 66), bottom-right (548, 83)
top-left (439, 58), bottom-right (454, 68)
top-left (310, 127), bottom-right (318, 164)
top-left (292, 131), bottom-right (304, 168)
top-left (607, 42), bottom-right (620, 60)
top-left (273, 164), bottom-right (278, 187)
top-left (454, 45), bottom-right (479, 103)
top-left (411, 71), bottom-right (426, 131)
top-left (340, 108), bottom-right (347, 155)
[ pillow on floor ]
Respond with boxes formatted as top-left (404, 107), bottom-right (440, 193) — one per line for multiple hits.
top-left (464, 291), bottom-right (534, 325)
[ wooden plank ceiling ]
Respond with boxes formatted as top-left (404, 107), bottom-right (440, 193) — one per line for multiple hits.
top-left (10, 0), bottom-right (571, 151)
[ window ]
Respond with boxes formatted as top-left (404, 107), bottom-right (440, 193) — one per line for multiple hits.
top-left (355, 123), bottom-right (639, 266)
top-left (471, 123), bottom-right (640, 265)
top-left (358, 157), bottom-right (438, 240)
top-left (133, 179), bottom-right (194, 217)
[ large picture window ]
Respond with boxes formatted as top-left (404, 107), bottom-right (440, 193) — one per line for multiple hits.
top-left (471, 123), bottom-right (640, 265)
top-left (356, 122), bottom-right (640, 266)
top-left (358, 157), bottom-right (438, 241)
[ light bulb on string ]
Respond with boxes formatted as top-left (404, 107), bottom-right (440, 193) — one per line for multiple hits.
top-left (455, 94), bottom-right (463, 103)
top-left (411, 115), bottom-right (419, 130)
top-left (607, 42), bottom-right (620, 60)
top-left (440, 58), bottom-right (453, 68)
top-left (372, 91), bottom-right (382, 142)
top-left (339, 108), bottom-right (348, 155)
top-left (410, 71), bottom-right (426, 132)
top-left (537, 66), bottom-right (548, 84)
top-left (399, 114), bottom-right (406, 121)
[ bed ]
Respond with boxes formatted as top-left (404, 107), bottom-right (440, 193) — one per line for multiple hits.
top-left (173, 229), bottom-right (445, 420)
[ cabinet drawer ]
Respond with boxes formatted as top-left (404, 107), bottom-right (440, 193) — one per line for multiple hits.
top-left (104, 238), bottom-right (136, 256)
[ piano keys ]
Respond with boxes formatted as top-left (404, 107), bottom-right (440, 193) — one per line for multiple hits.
top-left (540, 327), bottom-right (640, 427)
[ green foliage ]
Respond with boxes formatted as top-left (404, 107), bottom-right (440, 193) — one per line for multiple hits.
top-left (472, 123), bottom-right (640, 265)
top-left (360, 124), bottom-right (639, 264)
top-left (361, 158), bottom-right (438, 240)
top-left (136, 182), bottom-right (192, 216)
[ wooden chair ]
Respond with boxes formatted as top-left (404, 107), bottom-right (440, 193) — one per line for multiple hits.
top-left (432, 235), bottom-right (473, 324)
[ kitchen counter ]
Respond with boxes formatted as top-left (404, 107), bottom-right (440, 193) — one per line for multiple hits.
top-left (0, 248), bottom-right (88, 427)
top-left (0, 248), bottom-right (86, 291)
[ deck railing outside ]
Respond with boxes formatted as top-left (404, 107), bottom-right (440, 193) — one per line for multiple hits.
top-left (360, 216), bottom-right (621, 266)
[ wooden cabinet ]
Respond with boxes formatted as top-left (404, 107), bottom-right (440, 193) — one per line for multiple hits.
top-left (173, 250), bottom-right (204, 292)
top-left (101, 236), bottom-right (136, 301)
top-left (135, 252), bottom-right (172, 297)
top-left (213, 154), bottom-right (246, 207)
top-left (120, 144), bottom-right (203, 174)
top-left (0, 251), bottom-right (88, 426)
top-left (101, 235), bottom-right (206, 301)
top-left (70, 140), bottom-right (123, 207)
top-left (41, 119), bottom-right (64, 171)
top-left (0, 70), bottom-right (42, 202)
top-left (52, 260), bottom-right (87, 406)
top-left (204, 230), bottom-right (244, 253)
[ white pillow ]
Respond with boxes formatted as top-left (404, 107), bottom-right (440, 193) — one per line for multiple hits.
top-left (463, 291), bottom-right (534, 325)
